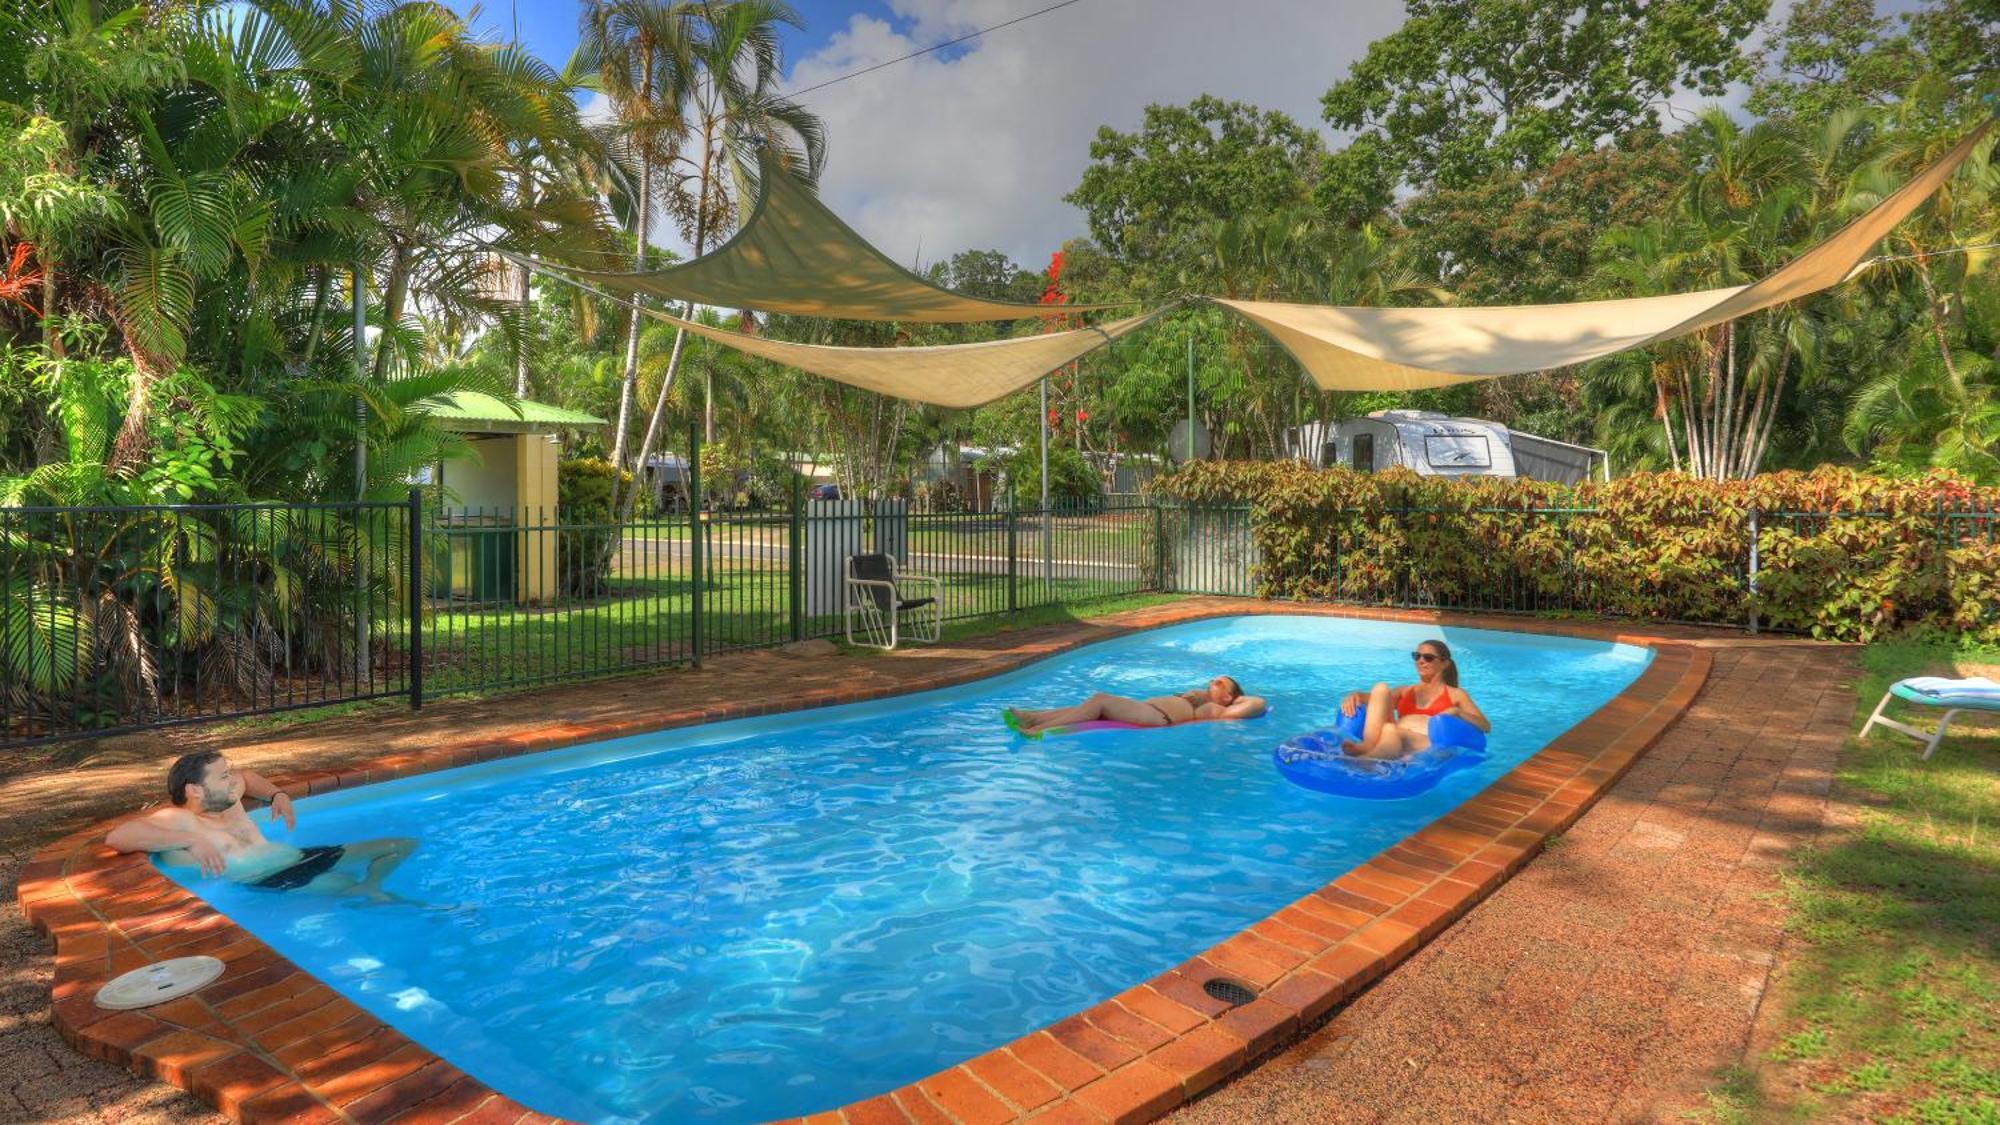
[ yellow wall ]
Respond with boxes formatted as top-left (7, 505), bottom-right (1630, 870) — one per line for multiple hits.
top-left (515, 433), bottom-right (559, 604)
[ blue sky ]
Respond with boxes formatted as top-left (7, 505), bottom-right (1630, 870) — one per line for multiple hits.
top-left (450, 0), bottom-right (907, 80)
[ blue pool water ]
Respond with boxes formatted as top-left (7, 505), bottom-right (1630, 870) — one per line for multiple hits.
top-left (163, 615), bottom-right (1649, 1123)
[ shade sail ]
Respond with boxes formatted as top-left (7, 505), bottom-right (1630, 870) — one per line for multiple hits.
top-left (1219, 119), bottom-right (1993, 392)
top-left (565, 153), bottom-right (1123, 323)
top-left (636, 307), bottom-right (1164, 408)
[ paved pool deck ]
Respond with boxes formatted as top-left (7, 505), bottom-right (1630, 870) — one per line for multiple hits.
top-left (1, 599), bottom-right (1853, 1123)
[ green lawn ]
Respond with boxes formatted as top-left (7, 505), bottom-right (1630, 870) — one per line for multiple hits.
top-left (1704, 636), bottom-right (2000, 1122)
top-left (417, 570), bottom-right (1154, 696)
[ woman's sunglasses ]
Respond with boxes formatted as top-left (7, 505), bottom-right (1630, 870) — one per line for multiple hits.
top-left (1411, 651), bottom-right (1442, 663)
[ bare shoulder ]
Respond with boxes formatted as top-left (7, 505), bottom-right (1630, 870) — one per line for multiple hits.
top-left (140, 805), bottom-right (198, 828)
top-left (1233, 696), bottom-right (1268, 718)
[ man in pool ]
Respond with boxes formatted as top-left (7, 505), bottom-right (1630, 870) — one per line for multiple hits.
top-left (1005, 675), bottom-right (1266, 738)
top-left (106, 750), bottom-right (416, 899)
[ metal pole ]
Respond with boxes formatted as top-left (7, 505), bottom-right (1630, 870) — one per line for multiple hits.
top-left (353, 266), bottom-right (370, 683)
top-left (354, 267), bottom-right (367, 498)
top-left (1039, 376), bottom-right (1051, 593)
top-left (1746, 506), bottom-right (1760, 635)
top-left (788, 472), bottom-right (803, 642)
top-left (689, 424), bottom-right (703, 666)
top-left (408, 486), bottom-right (423, 709)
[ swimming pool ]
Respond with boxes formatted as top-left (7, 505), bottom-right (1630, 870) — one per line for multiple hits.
top-left (162, 615), bottom-right (1650, 1123)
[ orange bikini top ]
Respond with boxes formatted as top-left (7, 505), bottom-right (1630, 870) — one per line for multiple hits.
top-left (1395, 685), bottom-right (1455, 719)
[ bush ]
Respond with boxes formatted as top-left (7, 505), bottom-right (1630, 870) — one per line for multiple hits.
top-left (557, 458), bottom-right (630, 598)
top-left (1010, 443), bottom-right (1102, 510)
top-left (1149, 462), bottom-right (2000, 643)
top-left (913, 479), bottom-right (966, 514)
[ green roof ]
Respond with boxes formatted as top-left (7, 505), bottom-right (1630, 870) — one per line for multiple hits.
top-left (418, 391), bottom-right (605, 431)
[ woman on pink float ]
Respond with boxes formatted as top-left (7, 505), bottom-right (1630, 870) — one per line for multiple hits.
top-left (1338, 639), bottom-right (1491, 759)
top-left (1005, 675), bottom-right (1267, 738)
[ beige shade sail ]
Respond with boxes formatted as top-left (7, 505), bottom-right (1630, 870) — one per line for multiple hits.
top-left (1219, 118), bottom-right (1994, 392)
top-left (565, 153), bottom-right (1123, 323)
top-left (635, 306), bottom-right (1165, 408)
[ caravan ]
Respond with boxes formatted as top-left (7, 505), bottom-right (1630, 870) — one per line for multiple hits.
top-left (1290, 410), bottom-right (1609, 484)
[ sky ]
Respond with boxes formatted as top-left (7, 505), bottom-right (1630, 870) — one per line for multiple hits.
top-left (457, 0), bottom-right (1405, 266)
top-left (451, 0), bottom-right (1930, 270)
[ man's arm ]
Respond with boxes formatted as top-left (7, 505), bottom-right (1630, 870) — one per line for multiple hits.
top-left (105, 810), bottom-right (227, 875)
top-left (239, 768), bottom-right (296, 830)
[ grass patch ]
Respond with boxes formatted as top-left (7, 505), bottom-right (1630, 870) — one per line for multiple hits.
top-left (1744, 634), bottom-right (2000, 1120)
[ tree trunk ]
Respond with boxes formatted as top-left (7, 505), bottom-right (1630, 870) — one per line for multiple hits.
top-left (609, 49), bottom-right (656, 477)
top-left (620, 321), bottom-right (690, 521)
top-left (40, 255), bottom-right (61, 359)
top-left (1746, 362), bottom-right (1787, 479)
top-left (1911, 248), bottom-right (1962, 388)
top-left (302, 268), bottom-right (330, 367)
top-left (371, 241), bottom-right (410, 382)
top-left (1656, 375), bottom-right (1681, 472)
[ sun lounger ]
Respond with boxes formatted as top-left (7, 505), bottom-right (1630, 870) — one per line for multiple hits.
top-left (1858, 676), bottom-right (2000, 760)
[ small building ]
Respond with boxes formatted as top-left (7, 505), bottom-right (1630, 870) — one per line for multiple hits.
top-left (1288, 410), bottom-right (1609, 484)
top-left (419, 391), bottom-right (606, 605)
top-left (920, 443), bottom-right (1011, 511)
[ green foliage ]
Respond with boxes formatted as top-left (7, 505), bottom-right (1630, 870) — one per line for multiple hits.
top-left (557, 457), bottom-right (630, 598)
top-left (1319, 0), bottom-right (1767, 205)
top-left (1153, 460), bottom-right (2000, 642)
top-left (1010, 442), bottom-right (1102, 510)
top-left (1066, 96), bottom-right (1324, 293)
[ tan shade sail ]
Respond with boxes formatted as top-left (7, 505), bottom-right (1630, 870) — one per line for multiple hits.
top-left (1219, 119), bottom-right (1993, 392)
top-left (566, 153), bottom-right (1123, 323)
top-left (637, 307), bottom-right (1164, 408)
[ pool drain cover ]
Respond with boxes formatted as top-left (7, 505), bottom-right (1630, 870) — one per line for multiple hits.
top-left (1202, 977), bottom-right (1258, 1007)
top-left (95, 956), bottom-right (224, 1010)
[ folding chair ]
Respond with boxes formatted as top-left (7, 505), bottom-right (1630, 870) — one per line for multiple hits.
top-left (844, 553), bottom-right (942, 650)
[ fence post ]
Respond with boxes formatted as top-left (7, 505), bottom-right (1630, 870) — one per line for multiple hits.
top-left (789, 473), bottom-right (804, 642)
top-left (1153, 500), bottom-right (1167, 594)
top-left (689, 424), bottom-right (703, 667)
top-left (407, 487), bottom-right (424, 709)
top-left (1006, 502), bottom-right (1019, 613)
top-left (1746, 505), bottom-right (1760, 635)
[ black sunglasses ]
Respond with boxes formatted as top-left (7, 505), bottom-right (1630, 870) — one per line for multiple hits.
top-left (1411, 651), bottom-right (1442, 663)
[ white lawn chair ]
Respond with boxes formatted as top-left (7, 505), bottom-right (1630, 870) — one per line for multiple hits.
top-left (844, 552), bottom-right (941, 650)
top-left (1859, 676), bottom-right (2000, 760)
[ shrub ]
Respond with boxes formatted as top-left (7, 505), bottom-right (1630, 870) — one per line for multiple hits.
top-left (1149, 462), bottom-right (2000, 642)
top-left (557, 458), bottom-right (630, 598)
top-left (913, 479), bottom-right (966, 514)
top-left (1010, 443), bottom-right (1102, 510)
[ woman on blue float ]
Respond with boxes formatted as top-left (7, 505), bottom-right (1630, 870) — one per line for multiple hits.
top-left (1338, 639), bottom-right (1491, 759)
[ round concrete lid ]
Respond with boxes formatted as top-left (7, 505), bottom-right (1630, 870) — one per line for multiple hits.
top-left (95, 956), bottom-right (225, 1011)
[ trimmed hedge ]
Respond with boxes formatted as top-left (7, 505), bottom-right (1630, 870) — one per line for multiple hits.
top-left (1149, 462), bottom-right (2000, 643)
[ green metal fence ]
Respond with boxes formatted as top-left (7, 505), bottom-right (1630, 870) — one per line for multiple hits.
top-left (10, 478), bottom-right (1997, 747)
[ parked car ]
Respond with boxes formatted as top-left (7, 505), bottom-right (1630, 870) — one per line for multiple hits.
top-left (809, 482), bottom-right (841, 501)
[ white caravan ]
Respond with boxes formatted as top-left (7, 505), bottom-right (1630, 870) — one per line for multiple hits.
top-left (1289, 410), bottom-right (1609, 484)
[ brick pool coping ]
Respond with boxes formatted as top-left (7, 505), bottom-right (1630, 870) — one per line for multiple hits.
top-left (17, 603), bottom-right (1709, 1124)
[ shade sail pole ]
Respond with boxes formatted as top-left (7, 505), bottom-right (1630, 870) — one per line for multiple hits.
top-left (1040, 376), bottom-right (1052, 593)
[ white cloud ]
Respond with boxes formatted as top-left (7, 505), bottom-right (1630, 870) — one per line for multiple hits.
top-left (782, 0), bottom-right (1408, 269)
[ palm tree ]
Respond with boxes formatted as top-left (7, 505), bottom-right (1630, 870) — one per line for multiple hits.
top-left (577, 0), bottom-right (692, 478)
top-left (618, 0), bottom-right (825, 518)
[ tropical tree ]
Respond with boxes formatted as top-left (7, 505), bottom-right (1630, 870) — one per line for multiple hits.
top-left (614, 0), bottom-right (824, 519)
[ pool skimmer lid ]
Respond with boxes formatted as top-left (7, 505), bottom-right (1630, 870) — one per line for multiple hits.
top-left (1202, 977), bottom-right (1258, 1007)
top-left (95, 956), bottom-right (225, 1010)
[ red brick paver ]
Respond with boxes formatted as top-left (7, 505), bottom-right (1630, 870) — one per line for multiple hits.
top-left (1169, 643), bottom-right (1853, 1123)
top-left (5, 600), bottom-right (1828, 1123)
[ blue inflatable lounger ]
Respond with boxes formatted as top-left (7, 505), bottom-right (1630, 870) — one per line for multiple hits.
top-left (1273, 707), bottom-right (1489, 799)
